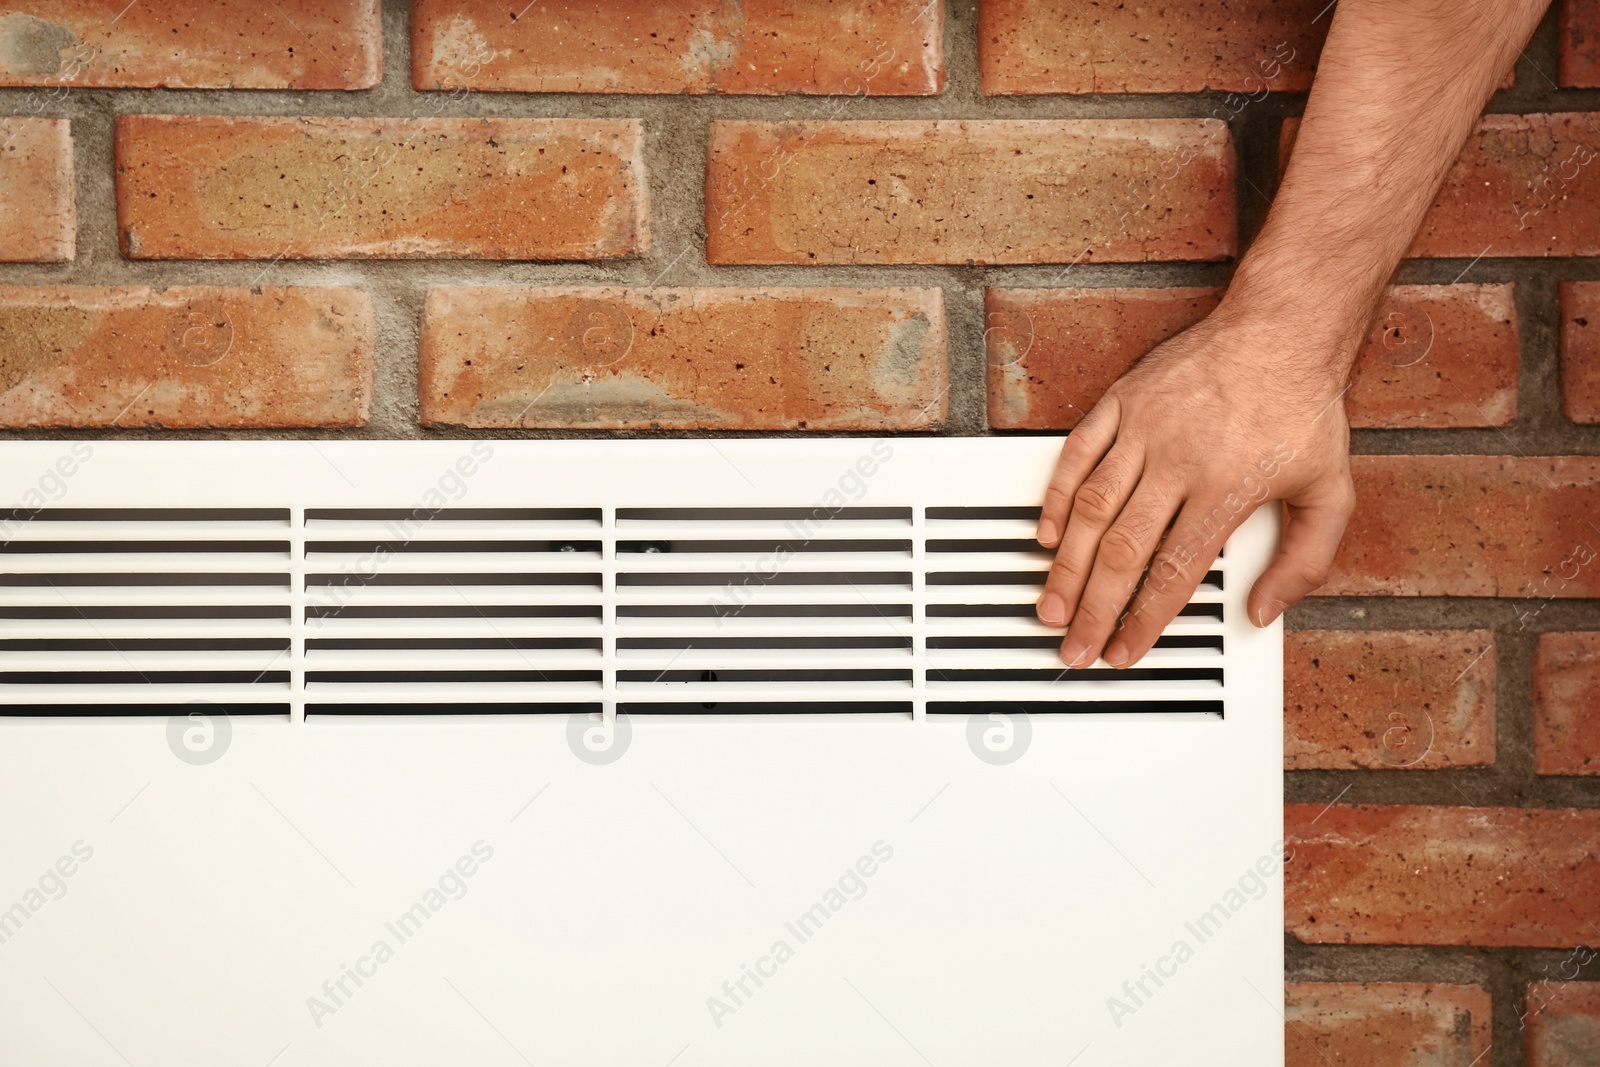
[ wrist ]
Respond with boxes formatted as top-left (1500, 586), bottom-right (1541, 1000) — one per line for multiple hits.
top-left (1222, 214), bottom-right (1388, 340)
top-left (1212, 247), bottom-right (1377, 387)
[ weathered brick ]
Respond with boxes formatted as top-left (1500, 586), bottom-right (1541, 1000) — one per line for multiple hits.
top-left (1282, 114), bottom-right (1600, 257)
top-left (1527, 981), bottom-right (1600, 1067)
top-left (115, 116), bottom-right (647, 260)
top-left (0, 286), bottom-right (372, 428)
top-left (986, 284), bottom-right (1517, 430)
top-left (1562, 0), bottom-right (1600, 87)
top-left (1285, 804), bottom-right (1600, 946)
top-left (985, 286), bottom-right (1219, 430)
top-left (419, 286), bottom-right (947, 430)
top-left (705, 119), bottom-right (1235, 265)
top-left (1285, 631), bottom-right (1495, 771)
top-left (1534, 632), bottom-right (1600, 776)
top-left (980, 0), bottom-right (1324, 94)
top-left (1354, 285), bottom-right (1519, 426)
top-left (1561, 282), bottom-right (1600, 423)
top-left (1285, 983), bottom-right (1491, 1067)
top-left (1327, 456), bottom-right (1600, 598)
top-left (0, 117), bottom-right (73, 262)
top-left (0, 0), bottom-right (379, 89)
top-left (412, 0), bottom-right (943, 95)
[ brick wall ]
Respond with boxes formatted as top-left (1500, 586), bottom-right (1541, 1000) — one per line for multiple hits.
top-left (2, 1), bottom-right (1598, 1062)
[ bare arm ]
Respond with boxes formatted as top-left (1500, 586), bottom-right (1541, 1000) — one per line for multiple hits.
top-left (1035, 0), bottom-right (1551, 667)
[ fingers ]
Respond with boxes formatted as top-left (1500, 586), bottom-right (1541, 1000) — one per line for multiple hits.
top-left (1055, 481), bottom-right (1182, 667)
top-left (1036, 397), bottom-right (1119, 548)
top-left (1036, 442), bottom-right (1143, 628)
top-left (1102, 498), bottom-right (1240, 667)
top-left (1247, 481), bottom-right (1356, 626)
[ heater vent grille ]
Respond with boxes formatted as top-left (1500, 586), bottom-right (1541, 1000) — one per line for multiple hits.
top-left (0, 508), bottom-right (293, 715)
top-left (0, 442), bottom-right (1240, 720)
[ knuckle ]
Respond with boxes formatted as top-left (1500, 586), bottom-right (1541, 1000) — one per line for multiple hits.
top-left (1055, 422), bottom-right (1108, 471)
top-left (1080, 392), bottom-right (1119, 425)
top-left (1047, 551), bottom-right (1087, 588)
top-left (1117, 593), bottom-right (1156, 632)
top-left (1072, 480), bottom-right (1120, 525)
top-left (1134, 581), bottom-right (1185, 623)
top-left (1060, 430), bottom-right (1097, 458)
top-left (1151, 542), bottom-right (1200, 584)
top-left (1097, 526), bottom-right (1146, 574)
top-left (1073, 593), bottom-right (1117, 634)
top-left (1297, 559), bottom-right (1332, 589)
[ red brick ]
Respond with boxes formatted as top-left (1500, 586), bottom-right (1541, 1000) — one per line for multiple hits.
top-left (1282, 114), bottom-right (1600, 257)
top-left (1534, 632), bottom-right (1600, 776)
top-left (1562, 0), bottom-right (1600, 87)
top-left (0, 118), bottom-right (73, 262)
top-left (1327, 456), bottom-right (1600, 598)
top-left (0, 0), bottom-right (379, 89)
top-left (980, 0), bottom-right (1324, 94)
top-left (1285, 983), bottom-right (1491, 1067)
top-left (419, 286), bottom-right (947, 430)
top-left (1561, 282), bottom-right (1600, 423)
top-left (0, 286), bottom-right (372, 428)
top-left (986, 284), bottom-right (1517, 430)
top-left (412, 0), bottom-right (944, 95)
top-left (705, 119), bottom-right (1235, 265)
top-left (1527, 981), bottom-right (1600, 1067)
top-left (1354, 285), bottom-right (1519, 426)
top-left (1285, 804), bottom-right (1600, 946)
top-left (1285, 631), bottom-right (1495, 771)
top-left (985, 287), bottom-right (1219, 429)
top-left (115, 116), bottom-right (647, 260)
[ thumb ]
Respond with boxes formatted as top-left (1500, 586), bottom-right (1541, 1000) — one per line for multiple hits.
top-left (1248, 481), bottom-right (1355, 627)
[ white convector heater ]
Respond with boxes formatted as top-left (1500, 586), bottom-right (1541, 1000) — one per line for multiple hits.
top-left (0, 437), bottom-right (1283, 1066)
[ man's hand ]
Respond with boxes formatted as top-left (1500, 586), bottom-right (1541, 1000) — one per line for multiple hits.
top-left (1032, 0), bottom-right (1550, 667)
top-left (1034, 307), bottom-right (1354, 668)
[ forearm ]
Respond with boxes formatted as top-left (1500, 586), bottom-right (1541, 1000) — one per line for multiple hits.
top-left (1221, 0), bottom-right (1549, 383)
top-left (1033, 0), bottom-right (1556, 662)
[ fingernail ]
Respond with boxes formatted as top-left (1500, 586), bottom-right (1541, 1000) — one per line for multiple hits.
top-left (1253, 601), bottom-right (1284, 627)
top-left (1037, 591), bottom-right (1065, 625)
top-left (1104, 639), bottom-right (1129, 668)
top-left (1036, 519), bottom-right (1057, 545)
top-left (1060, 636), bottom-right (1089, 668)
